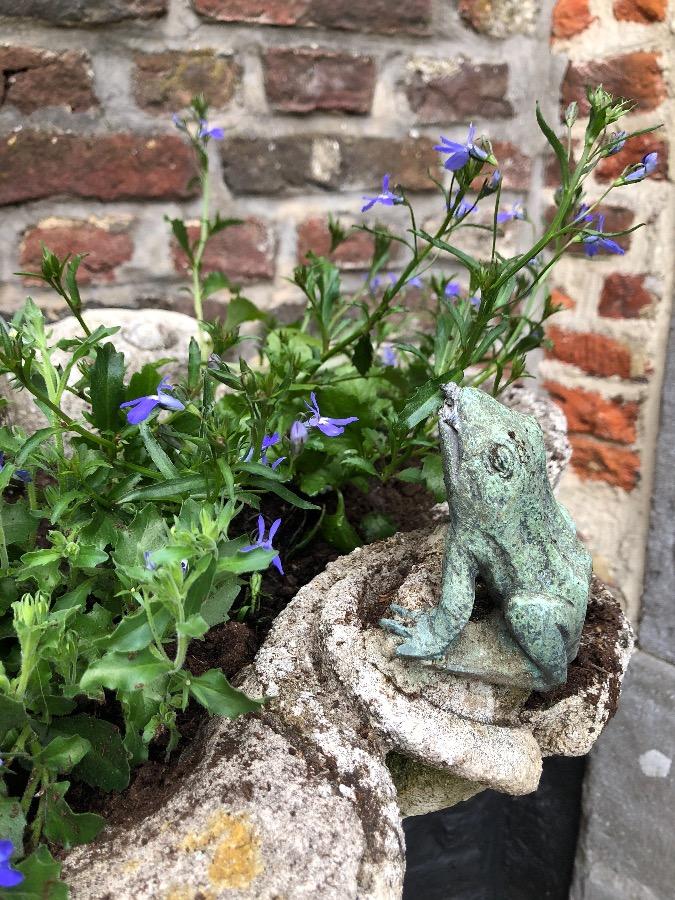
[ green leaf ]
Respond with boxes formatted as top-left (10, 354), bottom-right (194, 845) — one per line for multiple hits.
top-left (352, 334), bottom-right (373, 376)
top-left (0, 790), bottom-right (27, 853)
top-left (89, 342), bottom-right (125, 432)
top-left (321, 492), bottom-right (362, 553)
top-left (536, 101), bottom-right (569, 188)
top-left (119, 475), bottom-right (210, 504)
top-left (138, 422), bottom-right (179, 479)
top-left (399, 376), bottom-right (447, 430)
top-left (47, 715), bottom-right (130, 792)
top-left (249, 478), bottom-right (319, 511)
top-left (217, 547), bottom-right (276, 574)
top-left (188, 668), bottom-right (263, 718)
top-left (396, 467), bottom-right (424, 484)
top-left (15, 845), bottom-right (68, 900)
top-left (43, 781), bottom-right (105, 848)
top-left (421, 453), bottom-right (445, 501)
top-left (1, 501), bottom-right (38, 546)
top-left (98, 605), bottom-right (171, 653)
top-left (224, 295), bottom-right (266, 331)
top-left (167, 217), bottom-right (193, 261)
top-left (126, 363), bottom-right (165, 402)
top-left (176, 613), bottom-right (209, 640)
top-left (413, 230), bottom-right (480, 274)
top-left (187, 337), bottom-right (201, 392)
top-left (71, 545), bottom-right (109, 569)
top-left (14, 427), bottom-right (62, 467)
top-left (199, 578), bottom-right (239, 627)
top-left (359, 512), bottom-right (397, 543)
top-left (35, 735), bottom-right (91, 773)
top-left (80, 649), bottom-right (172, 693)
top-left (202, 271), bottom-right (233, 299)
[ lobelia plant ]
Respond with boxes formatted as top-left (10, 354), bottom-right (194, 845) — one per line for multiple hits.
top-left (0, 87), bottom-right (658, 895)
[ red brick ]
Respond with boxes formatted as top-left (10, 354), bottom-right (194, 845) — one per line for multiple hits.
top-left (568, 434), bottom-right (640, 490)
top-left (0, 132), bottom-right (197, 206)
top-left (596, 133), bottom-right (667, 182)
top-left (191, 0), bottom-right (431, 33)
top-left (551, 288), bottom-right (576, 310)
top-left (20, 219), bottom-right (134, 285)
top-left (172, 219), bottom-right (276, 282)
top-left (0, 0), bottom-right (166, 25)
top-left (561, 52), bottom-right (666, 116)
top-left (475, 141), bottom-right (532, 192)
top-left (133, 51), bottom-right (240, 112)
top-left (0, 47), bottom-right (96, 114)
top-left (221, 135), bottom-right (437, 196)
top-left (613, 0), bottom-right (666, 21)
top-left (458, 0), bottom-right (533, 36)
top-left (263, 48), bottom-right (375, 115)
top-left (546, 326), bottom-right (632, 378)
top-left (598, 273), bottom-right (654, 318)
top-left (405, 59), bottom-right (513, 123)
top-left (544, 381), bottom-right (639, 444)
top-left (297, 218), bottom-right (375, 269)
top-left (551, 0), bottom-right (594, 39)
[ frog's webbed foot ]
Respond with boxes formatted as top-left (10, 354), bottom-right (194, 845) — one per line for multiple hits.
top-left (380, 605), bottom-right (451, 659)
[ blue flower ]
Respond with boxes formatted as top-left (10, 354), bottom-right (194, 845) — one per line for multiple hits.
top-left (582, 215), bottom-right (625, 257)
top-left (454, 199), bottom-right (478, 219)
top-left (573, 203), bottom-right (594, 225)
top-left (497, 202), bottom-right (525, 223)
top-left (120, 377), bottom-right (185, 425)
top-left (380, 343), bottom-right (398, 367)
top-left (0, 453), bottom-right (31, 484)
top-left (366, 272), bottom-right (422, 293)
top-left (144, 551), bottom-right (157, 571)
top-left (361, 174), bottom-right (403, 213)
top-left (198, 120), bottom-right (225, 141)
top-left (0, 841), bottom-right (24, 888)
top-left (305, 392), bottom-right (358, 437)
top-left (623, 152), bottom-right (658, 184)
top-left (434, 124), bottom-right (488, 171)
top-left (260, 432), bottom-right (286, 470)
top-left (487, 170), bottom-right (502, 190)
top-left (444, 281), bottom-right (462, 298)
top-left (606, 130), bottom-right (627, 155)
top-left (241, 516), bottom-right (283, 575)
top-left (289, 420), bottom-right (309, 452)
top-left (468, 292), bottom-right (481, 308)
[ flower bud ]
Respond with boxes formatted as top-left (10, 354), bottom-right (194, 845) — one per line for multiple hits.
top-left (564, 102), bottom-right (578, 129)
top-left (290, 420), bottom-right (309, 452)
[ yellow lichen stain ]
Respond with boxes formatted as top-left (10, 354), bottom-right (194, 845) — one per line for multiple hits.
top-left (165, 888), bottom-right (216, 900)
top-left (121, 858), bottom-right (141, 874)
top-left (182, 811), bottom-right (263, 891)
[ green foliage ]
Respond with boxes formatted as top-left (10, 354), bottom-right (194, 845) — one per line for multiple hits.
top-left (0, 88), bottom-right (657, 894)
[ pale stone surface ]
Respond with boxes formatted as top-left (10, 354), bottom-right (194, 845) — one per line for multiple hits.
top-left (63, 524), bottom-right (632, 899)
top-left (0, 307), bottom-right (198, 431)
top-left (571, 651), bottom-right (675, 900)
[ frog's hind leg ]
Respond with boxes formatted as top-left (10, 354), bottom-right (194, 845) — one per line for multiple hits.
top-left (504, 593), bottom-right (571, 690)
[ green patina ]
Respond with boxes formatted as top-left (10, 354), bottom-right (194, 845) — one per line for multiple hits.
top-left (381, 384), bottom-right (592, 691)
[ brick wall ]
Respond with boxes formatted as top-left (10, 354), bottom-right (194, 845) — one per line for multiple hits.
top-left (0, 0), bottom-right (672, 616)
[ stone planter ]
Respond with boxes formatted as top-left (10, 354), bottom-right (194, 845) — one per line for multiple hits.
top-left (2, 309), bottom-right (634, 898)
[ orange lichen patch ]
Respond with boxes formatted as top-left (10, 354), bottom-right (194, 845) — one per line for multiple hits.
top-left (182, 811), bottom-right (263, 891)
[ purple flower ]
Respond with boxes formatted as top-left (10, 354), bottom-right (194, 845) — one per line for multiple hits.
top-left (198, 120), bottom-right (225, 140)
top-left (367, 272), bottom-right (421, 293)
top-left (380, 343), bottom-right (398, 367)
top-left (361, 174), bottom-right (403, 213)
top-left (120, 377), bottom-right (185, 425)
top-left (289, 420), bottom-right (309, 452)
top-left (260, 432), bottom-right (286, 470)
top-left (454, 199), bottom-right (478, 219)
top-left (468, 293), bottom-right (481, 308)
top-left (497, 202), bottom-right (526, 224)
top-left (573, 203), bottom-right (594, 225)
top-left (240, 516), bottom-right (283, 575)
top-left (485, 170), bottom-right (501, 192)
top-left (434, 124), bottom-right (488, 172)
top-left (606, 130), bottom-right (627, 155)
top-left (623, 152), bottom-right (658, 183)
top-left (582, 215), bottom-right (625, 257)
top-left (172, 113), bottom-right (184, 130)
top-left (0, 453), bottom-right (31, 484)
top-left (444, 281), bottom-right (462, 298)
top-left (144, 551), bottom-right (157, 571)
top-left (0, 841), bottom-right (24, 889)
top-left (305, 393), bottom-right (358, 437)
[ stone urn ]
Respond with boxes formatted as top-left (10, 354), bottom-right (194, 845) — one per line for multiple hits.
top-left (2, 310), bottom-right (634, 899)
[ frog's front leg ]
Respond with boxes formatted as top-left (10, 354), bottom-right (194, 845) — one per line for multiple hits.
top-left (381, 539), bottom-right (476, 659)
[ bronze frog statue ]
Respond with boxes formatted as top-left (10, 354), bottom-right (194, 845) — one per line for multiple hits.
top-left (381, 383), bottom-right (592, 691)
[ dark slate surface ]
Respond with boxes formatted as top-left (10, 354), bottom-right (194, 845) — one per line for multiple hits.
top-left (638, 302), bottom-right (675, 664)
top-left (403, 754), bottom-right (585, 900)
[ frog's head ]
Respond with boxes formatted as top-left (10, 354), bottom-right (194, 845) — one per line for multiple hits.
top-left (438, 383), bottom-right (548, 525)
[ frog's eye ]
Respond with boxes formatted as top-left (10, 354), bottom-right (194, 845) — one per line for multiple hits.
top-left (485, 443), bottom-right (514, 478)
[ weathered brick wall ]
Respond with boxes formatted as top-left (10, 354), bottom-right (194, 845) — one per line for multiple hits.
top-left (0, 0), bottom-right (672, 617)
